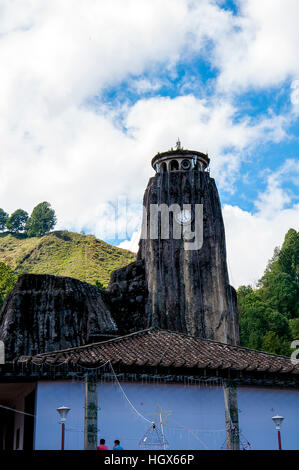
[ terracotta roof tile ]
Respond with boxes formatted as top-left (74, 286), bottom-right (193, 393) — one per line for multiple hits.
top-left (15, 328), bottom-right (299, 377)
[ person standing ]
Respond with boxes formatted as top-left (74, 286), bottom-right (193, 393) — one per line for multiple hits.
top-left (113, 439), bottom-right (123, 450)
top-left (97, 438), bottom-right (108, 450)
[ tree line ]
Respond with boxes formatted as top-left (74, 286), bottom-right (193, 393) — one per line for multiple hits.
top-left (0, 201), bottom-right (56, 237)
top-left (237, 228), bottom-right (299, 355)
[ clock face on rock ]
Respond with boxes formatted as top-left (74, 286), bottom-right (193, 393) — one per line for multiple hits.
top-left (175, 209), bottom-right (192, 225)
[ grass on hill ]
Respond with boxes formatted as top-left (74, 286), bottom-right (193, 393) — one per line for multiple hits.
top-left (0, 230), bottom-right (136, 287)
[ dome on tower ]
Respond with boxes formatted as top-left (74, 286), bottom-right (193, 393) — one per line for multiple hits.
top-left (151, 142), bottom-right (210, 173)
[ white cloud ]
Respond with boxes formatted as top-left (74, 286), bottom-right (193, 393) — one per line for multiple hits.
top-left (119, 230), bottom-right (140, 252)
top-left (290, 79), bottom-right (299, 114)
top-left (3, 0), bottom-right (299, 105)
top-left (0, 0), bottom-right (233, 233)
top-left (0, 0), bottom-right (192, 107)
top-left (209, 0), bottom-right (299, 92)
top-left (255, 159), bottom-right (299, 216)
top-left (224, 160), bottom-right (299, 287)
top-left (130, 78), bottom-right (164, 94)
top-left (224, 203), bottom-right (299, 288)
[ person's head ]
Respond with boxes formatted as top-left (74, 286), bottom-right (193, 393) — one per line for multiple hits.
top-left (114, 440), bottom-right (120, 446)
top-left (100, 439), bottom-right (105, 445)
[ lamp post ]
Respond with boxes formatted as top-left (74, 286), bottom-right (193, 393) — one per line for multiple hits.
top-left (57, 406), bottom-right (70, 450)
top-left (272, 415), bottom-right (284, 450)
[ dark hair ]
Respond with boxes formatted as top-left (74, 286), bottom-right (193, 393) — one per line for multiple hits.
top-left (100, 439), bottom-right (105, 444)
top-left (114, 440), bottom-right (120, 445)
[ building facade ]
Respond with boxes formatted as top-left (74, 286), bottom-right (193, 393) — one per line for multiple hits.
top-left (1, 328), bottom-right (299, 450)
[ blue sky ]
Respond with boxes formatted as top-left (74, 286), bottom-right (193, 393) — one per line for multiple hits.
top-left (0, 0), bottom-right (298, 286)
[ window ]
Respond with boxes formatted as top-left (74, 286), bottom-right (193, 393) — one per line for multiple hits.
top-left (170, 160), bottom-right (179, 171)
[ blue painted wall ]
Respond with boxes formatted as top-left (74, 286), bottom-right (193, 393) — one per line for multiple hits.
top-left (238, 386), bottom-right (299, 450)
top-left (34, 380), bottom-right (299, 450)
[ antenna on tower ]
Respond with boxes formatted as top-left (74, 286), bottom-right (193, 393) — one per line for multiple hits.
top-left (176, 138), bottom-right (181, 150)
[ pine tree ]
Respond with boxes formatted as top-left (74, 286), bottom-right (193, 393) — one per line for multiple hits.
top-left (26, 202), bottom-right (57, 237)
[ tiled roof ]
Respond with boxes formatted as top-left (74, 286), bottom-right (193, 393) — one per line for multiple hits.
top-left (16, 328), bottom-right (299, 376)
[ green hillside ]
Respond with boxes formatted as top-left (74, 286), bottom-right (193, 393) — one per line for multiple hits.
top-left (0, 231), bottom-right (136, 287)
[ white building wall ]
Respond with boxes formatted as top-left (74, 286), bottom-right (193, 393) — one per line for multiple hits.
top-left (34, 380), bottom-right (299, 450)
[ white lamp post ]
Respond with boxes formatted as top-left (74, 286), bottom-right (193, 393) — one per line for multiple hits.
top-left (57, 406), bottom-right (70, 450)
top-left (272, 415), bottom-right (284, 450)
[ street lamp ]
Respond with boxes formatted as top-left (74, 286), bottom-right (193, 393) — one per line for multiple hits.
top-left (272, 415), bottom-right (284, 450)
top-left (57, 406), bottom-right (70, 450)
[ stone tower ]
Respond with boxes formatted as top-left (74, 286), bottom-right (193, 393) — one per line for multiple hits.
top-left (137, 142), bottom-right (239, 345)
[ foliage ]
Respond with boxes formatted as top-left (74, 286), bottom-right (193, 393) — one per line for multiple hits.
top-left (26, 201), bottom-right (57, 237)
top-left (261, 331), bottom-right (281, 355)
top-left (0, 209), bottom-right (9, 231)
top-left (289, 318), bottom-right (299, 339)
top-left (277, 228), bottom-right (299, 280)
top-left (95, 280), bottom-right (106, 290)
top-left (0, 262), bottom-right (17, 310)
top-left (238, 229), bottom-right (299, 356)
top-left (6, 209), bottom-right (28, 233)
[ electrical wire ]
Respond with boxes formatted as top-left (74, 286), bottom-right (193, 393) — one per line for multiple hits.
top-left (0, 404), bottom-right (35, 417)
top-left (109, 361), bottom-right (152, 424)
